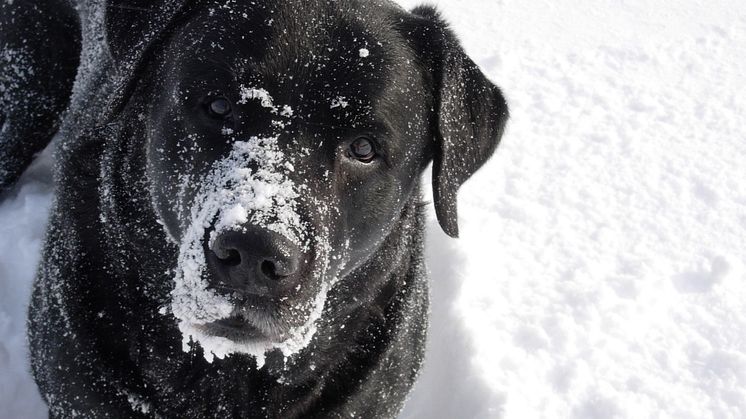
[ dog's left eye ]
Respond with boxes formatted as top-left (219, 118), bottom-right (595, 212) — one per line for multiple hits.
top-left (207, 97), bottom-right (232, 118)
top-left (349, 137), bottom-right (377, 163)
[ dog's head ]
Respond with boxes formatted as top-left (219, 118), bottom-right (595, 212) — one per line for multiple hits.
top-left (106, 0), bottom-right (507, 364)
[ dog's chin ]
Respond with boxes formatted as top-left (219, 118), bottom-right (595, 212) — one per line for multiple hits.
top-left (177, 277), bottom-right (330, 364)
top-left (199, 315), bottom-right (283, 343)
top-left (182, 304), bottom-right (320, 366)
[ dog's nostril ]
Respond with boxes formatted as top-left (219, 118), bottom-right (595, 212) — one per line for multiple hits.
top-left (260, 259), bottom-right (282, 281)
top-left (217, 249), bottom-right (242, 267)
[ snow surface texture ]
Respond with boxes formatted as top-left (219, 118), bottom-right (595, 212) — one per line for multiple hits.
top-left (1, 1), bottom-right (746, 418)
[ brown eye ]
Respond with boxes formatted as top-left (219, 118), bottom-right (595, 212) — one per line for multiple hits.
top-left (208, 97), bottom-right (232, 118)
top-left (349, 137), bottom-right (376, 163)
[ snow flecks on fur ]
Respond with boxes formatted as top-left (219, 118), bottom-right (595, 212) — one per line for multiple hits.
top-left (280, 105), bottom-right (294, 118)
top-left (0, 46), bottom-right (36, 181)
top-left (238, 86), bottom-right (276, 110)
top-left (180, 260), bottom-right (335, 368)
top-left (169, 135), bottom-right (321, 365)
top-left (176, 224), bottom-right (337, 367)
top-left (206, 138), bottom-right (306, 247)
top-left (0, 47), bottom-right (34, 102)
top-left (238, 86), bottom-right (294, 127)
top-left (124, 392), bottom-right (153, 416)
top-left (330, 96), bottom-right (350, 109)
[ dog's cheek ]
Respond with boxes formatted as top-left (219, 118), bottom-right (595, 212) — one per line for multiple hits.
top-left (146, 98), bottom-right (233, 241)
top-left (341, 172), bottom-right (404, 260)
top-left (146, 119), bottom-right (206, 242)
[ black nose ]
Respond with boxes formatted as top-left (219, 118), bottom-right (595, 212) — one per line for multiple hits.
top-left (207, 227), bottom-right (303, 297)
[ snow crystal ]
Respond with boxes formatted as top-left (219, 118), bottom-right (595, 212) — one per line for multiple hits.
top-left (238, 86), bottom-right (275, 109)
top-left (359, 48), bottom-right (370, 58)
top-left (330, 96), bottom-right (349, 109)
top-left (237, 86), bottom-right (294, 122)
top-left (280, 105), bottom-right (294, 117)
top-left (125, 393), bottom-right (152, 415)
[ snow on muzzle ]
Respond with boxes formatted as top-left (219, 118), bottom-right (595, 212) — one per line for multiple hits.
top-left (167, 136), bottom-right (329, 366)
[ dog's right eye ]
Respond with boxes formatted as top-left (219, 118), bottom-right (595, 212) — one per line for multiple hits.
top-left (348, 137), bottom-right (377, 163)
top-left (207, 97), bottom-right (232, 118)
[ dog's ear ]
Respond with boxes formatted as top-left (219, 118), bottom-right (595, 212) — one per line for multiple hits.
top-left (104, 0), bottom-right (186, 66)
top-left (401, 6), bottom-right (509, 238)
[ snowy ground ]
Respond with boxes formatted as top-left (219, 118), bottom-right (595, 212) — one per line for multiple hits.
top-left (2, 1), bottom-right (746, 418)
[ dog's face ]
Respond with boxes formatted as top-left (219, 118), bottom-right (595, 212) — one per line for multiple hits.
top-left (144, 2), bottom-right (435, 363)
top-left (106, 0), bottom-right (508, 365)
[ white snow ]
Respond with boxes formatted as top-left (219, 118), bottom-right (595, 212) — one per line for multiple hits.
top-left (237, 86), bottom-right (294, 126)
top-left (238, 85), bottom-right (276, 110)
top-left (330, 96), bottom-right (350, 109)
top-left (0, 151), bottom-right (51, 418)
top-left (280, 105), bottom-right (294, 118)
top-left (2, 1), bottom-right (746, 418)
top-left (170, 136), bottom-right (314, 364)
top-left (399, 1), bottom-right (746, 418)
top-left (359, 48), bottom-right (370, 58)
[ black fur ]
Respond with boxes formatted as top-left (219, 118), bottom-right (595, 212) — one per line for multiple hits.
top-left (1, 0), bottom-right (508, 417)
top-left (0, 0), bottom-right (80, 191)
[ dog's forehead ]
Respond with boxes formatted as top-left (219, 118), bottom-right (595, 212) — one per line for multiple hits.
top-left (171, 0), bottom-right (413, 118)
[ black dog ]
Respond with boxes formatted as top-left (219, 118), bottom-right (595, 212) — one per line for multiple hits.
top-left (1, 0), bottom-right (507, 417)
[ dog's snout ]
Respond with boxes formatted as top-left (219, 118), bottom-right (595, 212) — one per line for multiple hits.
top-left (209, 227), bottom-right (303, 296)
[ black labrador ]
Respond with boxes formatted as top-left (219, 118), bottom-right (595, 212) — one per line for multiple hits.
top-left (0, 0), bottom-right (508, 417)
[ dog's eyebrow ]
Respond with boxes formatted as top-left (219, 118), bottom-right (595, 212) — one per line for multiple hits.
top-left (177, 57), bottom-right (238, 91)
top-left (203, 56), bottom-right (240, 82)
top-left (294, 118), bottom-right (394, 149)
top-left (295, 119), bottom-right (389, 136)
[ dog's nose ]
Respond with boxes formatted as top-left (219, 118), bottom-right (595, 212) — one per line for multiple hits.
top-left (208, 227), bottom-right (303, 297)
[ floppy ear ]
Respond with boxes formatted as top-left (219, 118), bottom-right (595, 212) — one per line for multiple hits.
top-left (403, 6), bottom-right (509, 238)
top-left (104, 0), bottom-right (188, 66)
top-left (101, 0), bottom-right (193, 117)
